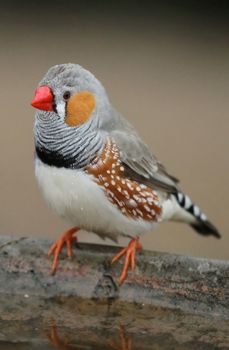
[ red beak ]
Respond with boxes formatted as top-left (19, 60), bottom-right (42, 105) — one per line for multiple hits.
top-left (31, 85), bottom-right (54, 111)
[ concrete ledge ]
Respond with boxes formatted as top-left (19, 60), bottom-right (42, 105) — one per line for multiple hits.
top-left (0, 235), bottom-right (228, 317)
top-left (0, 235), bottom-right (229, 348)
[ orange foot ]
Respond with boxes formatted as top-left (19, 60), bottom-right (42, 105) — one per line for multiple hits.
top-left (112, 237), bottom-right (142, 285)
top-left (48, 227), bottom-right (79, 275)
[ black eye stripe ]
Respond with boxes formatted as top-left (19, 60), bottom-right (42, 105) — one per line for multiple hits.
top-left (53, 103), bottom-right (57, 113)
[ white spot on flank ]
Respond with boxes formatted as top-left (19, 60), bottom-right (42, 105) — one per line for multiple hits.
top-left (104, 182), bottom-right (109, 187)
top-left (127, 199), bottom-right (137, 208)
top-left (140, 184), bottom-right (147, 189)
top-left (143, 191), bottom-right (149, 196)
top-left (136, 187), bottom-right (141, 192)
top-left (111, 180), bottom-right (116, 186)
top-left (124, 190), bottom-right (130, 198)
top-left (133, 194), bottom-right (140, 202)
top-left (147, 197), bottom-right (153, 203)
top-left (136, 209), bottom-right (143, 217)
top-left (144, 205), bottom-right (151, 212)
top-left (120, 166), bottom-right (124, 172)
top-left (127, 182), bottom-right (134, 191)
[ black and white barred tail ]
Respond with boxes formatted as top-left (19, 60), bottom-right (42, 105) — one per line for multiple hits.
top-left (174, 192), bottom-right (221, 239)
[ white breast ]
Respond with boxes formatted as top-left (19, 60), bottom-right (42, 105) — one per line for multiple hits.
top-left (35, 159), bottom-right (154, 241)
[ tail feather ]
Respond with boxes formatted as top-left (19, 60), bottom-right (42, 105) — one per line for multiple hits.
top-left (190, 220), bottom-right (221, 239)
top-left (174, 192), bottom-right (221, 239)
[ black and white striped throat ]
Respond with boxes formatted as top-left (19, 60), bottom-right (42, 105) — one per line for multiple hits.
top-left (34, 112), bottom-right (103, 169)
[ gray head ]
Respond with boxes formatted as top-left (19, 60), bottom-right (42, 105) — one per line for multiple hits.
top-left (31, 63), bottom-right (110, 129)
top-left (32, 64), bottom-right (114, 169)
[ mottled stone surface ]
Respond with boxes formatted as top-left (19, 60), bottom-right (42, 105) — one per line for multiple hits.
top-left (0, 235), bottom-right (228, 349)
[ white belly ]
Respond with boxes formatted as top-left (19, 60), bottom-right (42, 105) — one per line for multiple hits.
top-left (35, 159), bottom-right (154, 241)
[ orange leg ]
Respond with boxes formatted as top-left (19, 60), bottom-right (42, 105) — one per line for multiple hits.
top-left (110, 325), bottom-right (132, 350)
top-left (112, 237), bottom-right (142, 285)
top-left (46, 324), bottom-right (70, 350)
top-left (48, 227), bottom-right (79, 275)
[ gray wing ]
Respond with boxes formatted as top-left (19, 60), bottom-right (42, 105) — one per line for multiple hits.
top-left (108, 114), bottom-right (179, 194)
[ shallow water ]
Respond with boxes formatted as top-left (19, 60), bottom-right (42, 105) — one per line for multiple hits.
top-left (1, 311), bottom-right (229, 350)
top-left (0, 325), bottom-right (165, 350)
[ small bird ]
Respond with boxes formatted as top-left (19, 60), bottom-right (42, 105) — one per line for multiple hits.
top-left (31, 63), bottom-right (220, 285)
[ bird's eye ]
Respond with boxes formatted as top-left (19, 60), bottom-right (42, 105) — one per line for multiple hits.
top-left (63, 91), bottom-right (71, 101)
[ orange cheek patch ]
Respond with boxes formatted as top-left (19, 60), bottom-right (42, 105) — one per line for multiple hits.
top-left (65, 91), bottom-right (96, 126)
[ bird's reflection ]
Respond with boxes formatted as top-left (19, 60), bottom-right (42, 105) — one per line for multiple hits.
top-left (110, 325), bottom-right (132, 350)
top-left (46, 324), bottom-right (73, 350)
top-left (46, 323), bottom-right (133, 350)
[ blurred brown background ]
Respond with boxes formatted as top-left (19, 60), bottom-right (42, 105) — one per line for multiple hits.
top-left (0, 1), bottom-right (228, 260)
